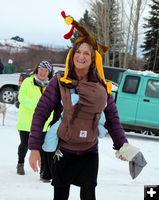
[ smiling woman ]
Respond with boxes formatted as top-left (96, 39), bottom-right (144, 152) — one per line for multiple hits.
top-left (73, 43), bottom-right (93, 80)
top-left (27, 11), bottom-right (135, 200)
top-left (16, 60), bottom-right (54, 182)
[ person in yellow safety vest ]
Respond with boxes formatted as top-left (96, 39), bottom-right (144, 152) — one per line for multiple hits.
top-left (16, 61), bottom-right (54, 182)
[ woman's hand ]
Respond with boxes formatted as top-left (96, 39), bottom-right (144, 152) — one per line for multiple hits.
top-left (115, 143), bottom-right (140, 162)
top-left (29, 150), bottom-right (41, 172)
top-left (119, 155), bottom-right (128, 161)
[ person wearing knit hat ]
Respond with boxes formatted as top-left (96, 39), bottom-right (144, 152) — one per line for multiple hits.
top-left (16, 60), bottom-right (54, 182)
top-left (8, 59), bottom-right (13, 64)
top-left (28, 11), bottom-right (146, 200)
top-left (3, 58), bottom-right (16, 74)
top-left (38, 60), bottom-right (52, 73)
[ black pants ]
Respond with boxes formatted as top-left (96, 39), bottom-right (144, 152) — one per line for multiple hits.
top-left (18, 131), bottom-right (29, 164)
top-left (54, 183), bottom-right (96, 200)
top-left (40, 151), bottom-right (55, 179)
top-left (52, 149), bottom-right (98, 200)
top-left (17, 131), bottom-right (53, 179)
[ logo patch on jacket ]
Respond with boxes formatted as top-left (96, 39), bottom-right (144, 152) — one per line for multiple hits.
top-left (80, 130), bottom-right (87, 138)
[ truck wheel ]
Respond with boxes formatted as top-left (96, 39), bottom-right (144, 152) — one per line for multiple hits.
top-left (140, 130), bottom-right (156, 136)
top-left (0, 87), bottom-right (15, 104)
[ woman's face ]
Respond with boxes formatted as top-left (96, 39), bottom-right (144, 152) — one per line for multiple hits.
top-left (37, 67), bottom-right (49, 81)
top-left (73, 43), bottom-right (92, 73)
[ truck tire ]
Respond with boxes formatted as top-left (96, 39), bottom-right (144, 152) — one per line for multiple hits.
top-left (0, 87), bottom-right (16, 104)
top-left (140, 130), bottom-right (156, 136)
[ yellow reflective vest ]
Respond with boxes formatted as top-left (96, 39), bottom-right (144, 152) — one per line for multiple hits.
top-left (16, 75), bottom-right (53, 132)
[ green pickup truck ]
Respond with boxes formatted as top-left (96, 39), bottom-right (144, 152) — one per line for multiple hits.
top-left (112, 70), bottom-right (159, 137)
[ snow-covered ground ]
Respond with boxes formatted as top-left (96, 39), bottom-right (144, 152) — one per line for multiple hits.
top-left (0, 38), bottom-right (65, 54)
top-left (0, 105), bottom-right (159, 200)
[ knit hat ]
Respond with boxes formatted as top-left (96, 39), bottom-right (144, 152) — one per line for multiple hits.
top-left (8, 59), bottom-right (13, 64)
top-left (38, 61), bottom-right (52, 72)
top-left (60, 11), bottom-right (112, 94)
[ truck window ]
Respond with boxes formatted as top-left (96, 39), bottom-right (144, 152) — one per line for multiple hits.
top-left (103, 66), bottom-right (126, 85)
top-left (122, 75), bottom-right (140, 94)
top-left (145, 79), bottom-right (159, 98)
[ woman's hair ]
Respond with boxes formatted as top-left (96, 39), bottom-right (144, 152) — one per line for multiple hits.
top-left (68, 42), bottom-right (96, 72)
top-left (32, 61), bottom-right (53, 80)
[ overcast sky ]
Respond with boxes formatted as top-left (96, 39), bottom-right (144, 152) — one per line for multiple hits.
top-left (0, 0), bottom-right (88, 48)
top-left (0, 0), bottom-right (151, 56)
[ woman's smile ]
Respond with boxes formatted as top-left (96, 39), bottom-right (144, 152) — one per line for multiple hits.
top-left (73, 43), bottom-right (92, 81)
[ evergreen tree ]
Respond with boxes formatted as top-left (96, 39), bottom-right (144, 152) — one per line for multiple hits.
top-left (141, 0), bottom-right (159, 71)
top-left (11, 36), bottom-right (24, 42)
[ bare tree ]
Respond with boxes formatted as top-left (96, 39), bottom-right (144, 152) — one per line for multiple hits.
top-left (103, 0), bottom-right (111, 65)
top-left (131, 0), bottom-right (142, 68)
top-left (118, 0), bottom-right (124, 68)
top-left (90, 0), bottom-right (110, 65)
top-left (111, 0), bottom-right (121, 67)
top-left (88, 0), bottom-right (149, 69)
top-left (90, 0), bottom-right (124, 66)
top-left (123, 0), bottom-right (134, 68)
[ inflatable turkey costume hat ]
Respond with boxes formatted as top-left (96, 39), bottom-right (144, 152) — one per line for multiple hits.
top-left (60, 11), bottom-right (112, 94)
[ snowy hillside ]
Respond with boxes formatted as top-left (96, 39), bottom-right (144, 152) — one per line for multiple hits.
top-left (0, 38), bottom-right (66, 53)
top-left (0, 105), bottom-right (159, 200)
top-left (0, 38), bottom-right (30, 52)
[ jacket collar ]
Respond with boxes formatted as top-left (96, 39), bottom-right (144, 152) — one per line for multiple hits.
top-left (68, 69), bottom-right (99, 83)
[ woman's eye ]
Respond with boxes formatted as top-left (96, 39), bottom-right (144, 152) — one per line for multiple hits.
top-left (84, 52), bottom-right (90, 56)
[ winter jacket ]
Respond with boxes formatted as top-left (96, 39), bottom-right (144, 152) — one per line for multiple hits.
top-left (3, 63), bottom-right (16, 74)
top-left (16, 75), bottom-right (53, 132)
top-left (42, 88), bottom-right (107, 152)
top-left (28, 70), bottom-right (128, 151)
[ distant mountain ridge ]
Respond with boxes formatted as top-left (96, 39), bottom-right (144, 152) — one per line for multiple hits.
top-left (0, 38), bottom-right (65, 52)
top-left (0, 38), bottom-right (30, 52)
top-left (0, 37), bottom-right (68, 72)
